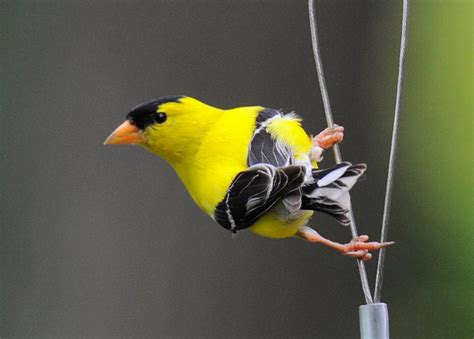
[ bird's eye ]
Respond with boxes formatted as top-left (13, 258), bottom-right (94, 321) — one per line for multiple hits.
top-left (153, 112), bottom-right (167, 124)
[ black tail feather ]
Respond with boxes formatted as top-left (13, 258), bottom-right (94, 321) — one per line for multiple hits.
top-left (301, 162), bottom-right (366, 226)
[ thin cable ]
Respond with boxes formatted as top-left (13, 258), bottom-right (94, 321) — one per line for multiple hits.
top-left (374, 0), bottom-right (410, 303)
top-left (308, 0), bottom-right (373, 304)
top-left (307, 0), bottom-right (342, 164)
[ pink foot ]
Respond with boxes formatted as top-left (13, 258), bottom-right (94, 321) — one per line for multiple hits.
top-left (342, 235), bottom-right (395, 261)
top-left (296, 227), bottom-right (394, 262)
top-left (310, 125), bottom-right (344, 162)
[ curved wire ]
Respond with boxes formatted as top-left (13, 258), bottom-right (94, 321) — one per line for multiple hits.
top-left (307, 0), bottom-right (342, 164)
top-left (374, 0), bottom-right (410, 303)
top-left (308, 0), bottom-right (373, 304)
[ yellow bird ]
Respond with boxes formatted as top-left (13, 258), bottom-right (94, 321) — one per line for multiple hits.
top-left (105, 96), bottom-right (392, 260)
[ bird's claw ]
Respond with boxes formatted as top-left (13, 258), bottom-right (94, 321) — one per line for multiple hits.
top-left (310, 125), bottom-right (344, 162)
top-left (342, 235), bottom-right (395, 261)
top-left (313, 125), bottom-right (344, 150)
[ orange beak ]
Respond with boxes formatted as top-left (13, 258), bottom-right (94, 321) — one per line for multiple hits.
top-left (104, 120), bottom-right (147, 145)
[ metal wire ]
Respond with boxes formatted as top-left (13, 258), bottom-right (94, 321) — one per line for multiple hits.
top-left (307, 0), bottom-right (342, 165)
top-left (374, 0), bottom-right (410, 303)
top-left (308, 0), bottom-right (373, 304)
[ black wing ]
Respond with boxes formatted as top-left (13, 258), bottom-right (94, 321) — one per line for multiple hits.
top-left (247, 108), bottom-right (303, 214)
top-left (247, 108), bottom-right (294, 167)
top-left (214, 164), bottom-right (306, 233)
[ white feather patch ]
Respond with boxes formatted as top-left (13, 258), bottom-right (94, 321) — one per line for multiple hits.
top-left (317, 164), bottom-right (350, 187)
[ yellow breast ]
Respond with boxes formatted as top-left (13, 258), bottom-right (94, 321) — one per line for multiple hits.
top-left (249, 210), bottom-right (314, 238)
top-left (174, 106), bottom-right (262, 215)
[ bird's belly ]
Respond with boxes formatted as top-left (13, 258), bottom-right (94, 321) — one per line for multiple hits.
top-left (249, 208), bottom-right (314, 239)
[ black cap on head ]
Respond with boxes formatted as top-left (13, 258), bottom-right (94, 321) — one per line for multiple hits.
top-left (126, 95), bottom-right (183, 129)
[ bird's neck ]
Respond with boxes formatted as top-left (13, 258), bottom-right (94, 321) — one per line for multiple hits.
top-left (147, 102), bottom-right (223, 166)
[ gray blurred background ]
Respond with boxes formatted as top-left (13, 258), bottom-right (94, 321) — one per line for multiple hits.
top-left (1, 1), bottom-right (472, 338)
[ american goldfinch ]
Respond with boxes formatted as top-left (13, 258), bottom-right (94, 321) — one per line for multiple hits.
top-left (105, 96), bottom-right (392, 260)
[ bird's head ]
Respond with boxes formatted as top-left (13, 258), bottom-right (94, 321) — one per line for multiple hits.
top-left (104, 95), bottom-right (221, 164)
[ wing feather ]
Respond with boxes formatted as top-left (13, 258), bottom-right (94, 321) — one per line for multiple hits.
top-left (214, 164), bottom-right (306, 233)
top-left (245, 108), bottom-right (304, 219)
top-left (247, 108), bottom-right (293, 168)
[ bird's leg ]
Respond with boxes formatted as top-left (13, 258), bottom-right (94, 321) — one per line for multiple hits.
top-left (296, 226), bottom-right (394, 261)
top-left (310, 125), bottom-right (345, 162)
